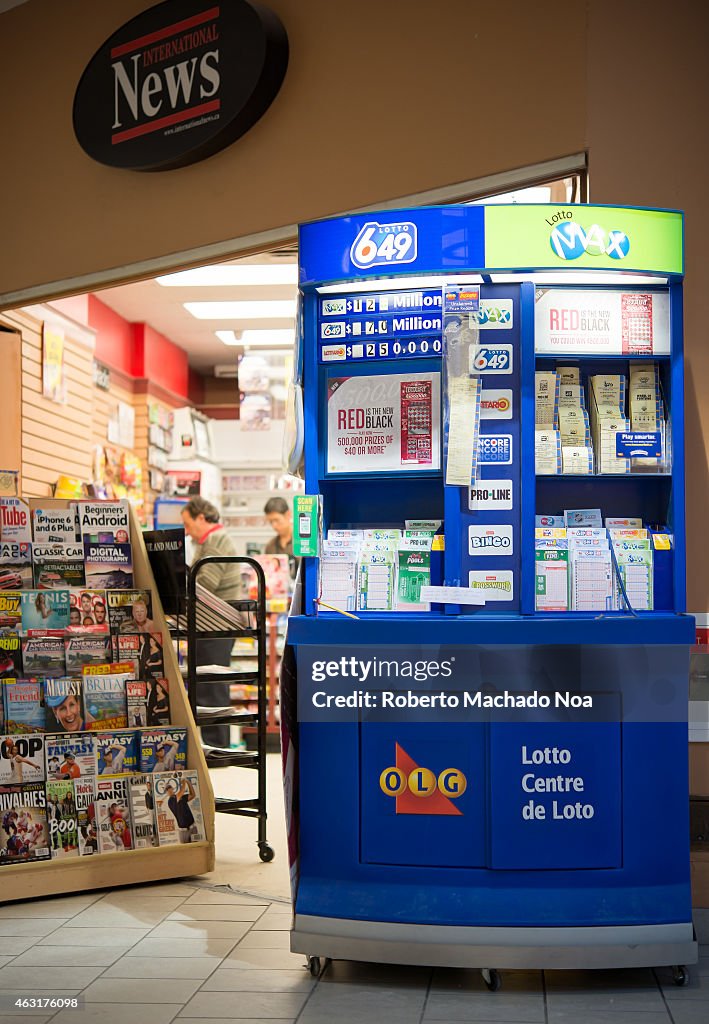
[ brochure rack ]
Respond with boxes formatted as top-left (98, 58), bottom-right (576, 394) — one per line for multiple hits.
top-left (1, 499), bottom-right (214, 903)
top-left (287, 205), bottom-right (697, 981)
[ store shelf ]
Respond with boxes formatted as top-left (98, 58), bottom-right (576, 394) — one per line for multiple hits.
top-left (224, 527), bottom-right (272, 534)
top-left (535, 352), bottom-right (672, 361)
top-left (0, 842), bottom-right (213, 902)
top-left (537, 474), bottom-right (672, 480)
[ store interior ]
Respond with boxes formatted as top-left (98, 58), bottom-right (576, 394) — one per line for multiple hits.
top-left (2, 178), bottom-right (709, 1022)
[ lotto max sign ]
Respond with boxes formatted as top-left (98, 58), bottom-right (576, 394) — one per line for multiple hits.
top-left (484, 206), bottom-right (683, 275)
top-left (548, 215), bottom-right (629, 261)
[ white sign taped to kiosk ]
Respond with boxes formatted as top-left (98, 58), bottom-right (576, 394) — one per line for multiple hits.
top-left (420, 572), bottom-right (516, 604)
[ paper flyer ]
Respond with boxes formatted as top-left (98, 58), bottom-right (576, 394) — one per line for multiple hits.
top-left (326, 373), bottom-right (440, 474)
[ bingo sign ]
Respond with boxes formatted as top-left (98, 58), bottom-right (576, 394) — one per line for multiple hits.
top-left (350, 221), bottom-right (418, 271)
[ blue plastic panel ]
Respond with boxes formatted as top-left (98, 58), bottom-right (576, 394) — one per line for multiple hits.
top-left (360, 722), bottom-right (486, 867)
top-left (489, 719), bottom-right (622, 870)
top-left (300, 207), bottom-right (485, 286)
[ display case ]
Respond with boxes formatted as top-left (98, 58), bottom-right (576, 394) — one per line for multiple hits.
top-left (286, 204), bottom-right (696, 979)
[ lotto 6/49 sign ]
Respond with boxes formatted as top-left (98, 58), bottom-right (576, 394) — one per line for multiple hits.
top-left (73, 0), bottom-right (289, 171)
top-left (350, 222), bottom-right (418, 270)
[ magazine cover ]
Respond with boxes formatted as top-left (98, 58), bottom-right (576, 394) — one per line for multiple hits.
top-left (32, 545), bottom-right (85, 589)
top-left (146, 678), bottom-right (171, 727)
top-left (0, 782), bottom-right (50, 865)
top-left (64, 634), bottom-right (113, 674)
top-left (139, 727), bottom-right (187, 773)
top-left (0, 590), bottom-right (22, 629)
top-left (94, 775), bottom-right (133, 853)
top-left (82, 667), bottom-right (130, 730)
top-left (0, 630), bottom-right (23, 679)
top-left (76, 500), bottom-right (130, 545)
top-left (83, 542), bottom-right (134, 589)
top-left (243, 555), bottom-right (291, 600)
top-left (95, 730), bottom-right (138, 775)
top-left (128, 773), bottom-right (157, 848)
top-left (113, 632), bottom-right (164, 681)
top-left (44, 677), bottom-right (84, 732)
top-left (20, 588), bottom-right (71, 631)
top-left (154, 770), bottom-right (205, 845)
top-left (143, 529), bottom-right (186, 617)
top-left (0, 541), bottom-right (33, 588)
top-left (67, 589), bottom-right (109, 632)
top-left (107, 590), bottom-right (155, 634)
top-left (22, 635), bottom-right (65, 678)
top-left (3, 678), bottom-right (44, 733)
top-left (74, 776), bottom-right (97, 856)
top-left (0, 734), bottom-right (45, 784)
top-left (45, 732), bottom-right (95, 780)
top-left (32, 508), bottom-right (77, 545)
top-left (126, 681), bottom-right (148, 728)
top-left (0, 497), bottom-right (32, 545)
top-left (46, 778), bottom-right (79, 859)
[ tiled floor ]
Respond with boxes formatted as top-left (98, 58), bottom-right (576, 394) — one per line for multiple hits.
top-left (0, 758), bottom-right (706, 1023)
top-left (0, 883), bottom-right (705, 1023)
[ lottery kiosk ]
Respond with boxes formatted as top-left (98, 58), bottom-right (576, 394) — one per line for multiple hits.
top-left (285, 204), bottom-right (697, 983)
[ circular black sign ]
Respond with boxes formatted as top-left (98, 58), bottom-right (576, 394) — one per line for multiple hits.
top-left (73, 0), bottom-right (288, 172)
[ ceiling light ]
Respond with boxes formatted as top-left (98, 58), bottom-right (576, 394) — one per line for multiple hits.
top-left (157, 264), bottom-right (298, 286)
top-left (216, 329), bottom-right (295, 347)
top-left (317, 273), bottom-right (484, 295)
top-left (216, 330), bottom-right (240, 346)
top-left (185, 300), bottom-right (296, 319)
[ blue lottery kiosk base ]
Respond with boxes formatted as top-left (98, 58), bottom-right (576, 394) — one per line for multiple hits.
top-left (287, 203), bottom-right (698, 981)
top-left (288, 615), bottom-right (696, 975)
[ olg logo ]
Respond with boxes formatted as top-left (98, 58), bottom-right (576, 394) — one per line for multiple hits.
top-left (549, 214), bottom-right (630, 261)
top-left (380, 766), bottom-right (467, 799)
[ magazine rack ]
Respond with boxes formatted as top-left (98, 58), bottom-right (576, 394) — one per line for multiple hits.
top-left (0, 498), bottom-right (215, 903)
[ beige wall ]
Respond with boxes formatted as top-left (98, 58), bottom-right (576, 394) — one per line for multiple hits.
top-left (0, 0), bottom-right (707, 604)
top-left (0, 0), bottom-right (587, 296)
top-left (585, 0), bottom-right (709, 611)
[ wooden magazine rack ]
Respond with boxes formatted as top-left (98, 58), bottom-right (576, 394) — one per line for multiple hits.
top-left (0, 499), bottom-right (215, 903)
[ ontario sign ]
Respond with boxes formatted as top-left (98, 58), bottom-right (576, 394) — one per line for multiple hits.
top-left (73, 0), bottom-right (289, 171)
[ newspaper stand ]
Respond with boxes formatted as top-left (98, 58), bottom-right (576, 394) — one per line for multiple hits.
top-left (0, 498), bottom-right (215, 903)
top-left (179, 555), bottom-right (273, 862)
top-left (287, 205), bottom-right (697, 984)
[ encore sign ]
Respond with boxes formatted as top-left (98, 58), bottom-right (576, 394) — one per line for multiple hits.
top-left (73, 0), bottom-right (289, 171)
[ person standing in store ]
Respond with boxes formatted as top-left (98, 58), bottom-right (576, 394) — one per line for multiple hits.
top-left (181, 496), bottom-right (243, 749)
top-left (263, 497), bottom-right (293, 557)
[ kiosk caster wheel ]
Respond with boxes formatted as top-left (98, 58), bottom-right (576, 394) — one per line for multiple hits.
top-left (258, 843), bottom-right (275, 862)
top-left (482, 968), bottom-right (501, 991)
top-left (672, 965), bottom-right (689, 986)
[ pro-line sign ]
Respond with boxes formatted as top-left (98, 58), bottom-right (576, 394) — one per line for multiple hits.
top-left (73, 0), bottom-right (288, 171)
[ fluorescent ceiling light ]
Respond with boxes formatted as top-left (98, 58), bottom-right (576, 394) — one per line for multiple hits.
top-left (216, 329), bottom-right (295, 347)
top-left (157, 264), bottom-right (298, 286)
top-left (185, 300), bottom-right (296, 319)
top-left (490, 272), bottom-right (668, 285)
top-left (318, 273), bottom-right (483, 294)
